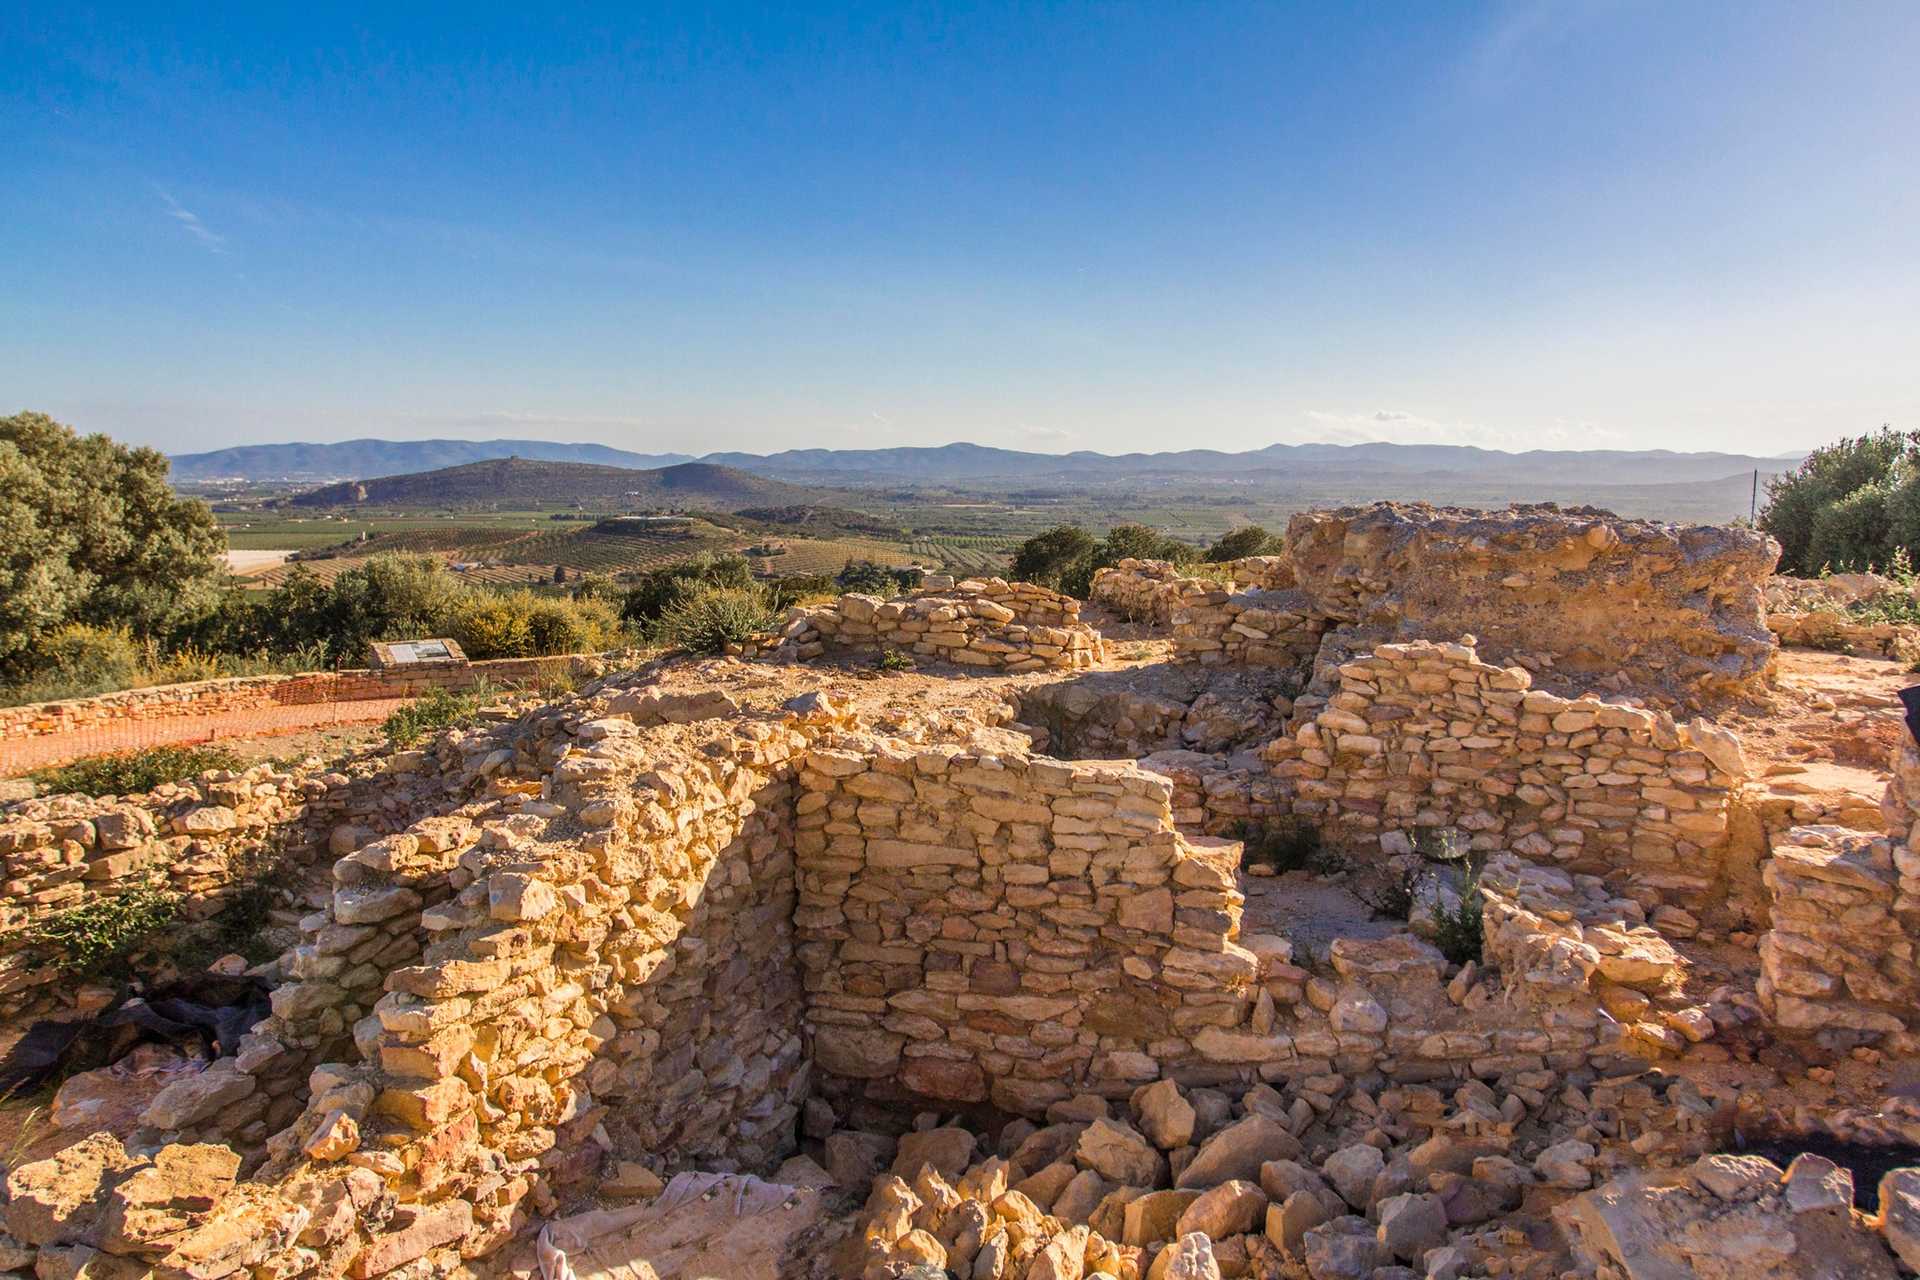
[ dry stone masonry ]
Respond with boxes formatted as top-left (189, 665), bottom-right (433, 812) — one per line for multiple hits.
top-left (750, 579), bottom-right (1102, 672)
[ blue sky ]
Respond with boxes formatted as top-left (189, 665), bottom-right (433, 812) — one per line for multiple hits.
top-left (4, 2), bottom-right (1916, 457)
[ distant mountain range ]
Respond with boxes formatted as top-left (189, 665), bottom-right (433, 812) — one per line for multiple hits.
top-left (174, 435), bottom-right (1801, 490)
top-left (173, 438), bottom-right (693, 482)
top-left (286, 458), bottom-right (812, 510)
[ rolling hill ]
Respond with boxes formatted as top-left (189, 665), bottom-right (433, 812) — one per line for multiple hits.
top-left (284, 458), bottom-right (818, 510)
top-left (173, 437), bottom-right (694, 482)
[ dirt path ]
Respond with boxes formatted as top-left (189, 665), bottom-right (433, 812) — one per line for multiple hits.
top-left (0, 698), bottom-right (410, 776)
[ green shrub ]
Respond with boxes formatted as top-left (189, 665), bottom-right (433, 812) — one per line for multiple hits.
top-left (1012, 523), bottom-right (1197, 598)
top-left (621, 554), bottom-right (754, 624)
top-left (382, 685), bottom-right (492, 747)
top-left (836, 560), bottom-right (898, 595)
top-left (27, 883), bottom-right (180, 976)
top-left (31, 745), bottom-right (244, 797)
top-left (521, 592), bottom-right (623, 654)
top-left (1430, 865), bottom-right (1485, 967)
top-left (1761, 427), bottom-right (1920, 575)
top-left (877, 648), bottom-right (916, 672)
top-left (1205, 526), bottom-right (1277, 562)
top-left (445, 594), bottom-right (535, 658)
top-left (1847, 593), bottom-right (1920, 626)
top-left (1363, 868), bottom-right (1417, 920)
top-left (653, 585), bottom-right (778, 654)
top-left (6, 624), bottom-right (144, 702)
top-left (766, 573), bottom-right (837, 611)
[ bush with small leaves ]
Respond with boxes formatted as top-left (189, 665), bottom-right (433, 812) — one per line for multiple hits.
top-left (31, 745), bottom-right (244, 797)
top-left (28, 882), bottom-right (180, 977)
top-left (1431, 865), bottom-right (1485, 967)
top-left (382, 684), bottom-right (494, 747)
top-left (653, 585), bottom-right (778, 655)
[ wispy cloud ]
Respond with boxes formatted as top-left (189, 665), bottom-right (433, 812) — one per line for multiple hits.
top-left (1459, 0), bottom-right (1619, 97)
top-left (156, 188), bottom-right (227, 253)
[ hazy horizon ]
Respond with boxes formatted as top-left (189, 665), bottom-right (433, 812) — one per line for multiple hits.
top-left (6, 3), bottom-right (1915, 460)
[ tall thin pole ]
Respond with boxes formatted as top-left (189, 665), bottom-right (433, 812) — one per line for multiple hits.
top-left (1751, 469), bottom-right (1759, 523)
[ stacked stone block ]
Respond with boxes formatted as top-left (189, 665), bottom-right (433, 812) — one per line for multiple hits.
top-left (1261, 639), bottom-right (1745, 916)
top-left (752, 578), bottom-right (1102, 671)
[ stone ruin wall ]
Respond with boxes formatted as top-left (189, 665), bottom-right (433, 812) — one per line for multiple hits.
top-left (0, 655), bottom-right (600, 748)
top-left (792, 741), bottom-right (1648, 1124)
top-left (0, 756), bottom-right (440, 1027)
top-left (1283, 504), bottom-right (1779, 706)
top-left (1767, 608), bottom-right (1920, 662)
top-left (1262, 639), bottom-right (1749, 920)
top-left (1169, 589), bottom-right (1328, 671)
top-left (0, 692), bottom-right (825, 1280)
top-left (1757, 738), bottom-right (1920, 1046)
top-left (749, 578), bottom-right (1102, 672)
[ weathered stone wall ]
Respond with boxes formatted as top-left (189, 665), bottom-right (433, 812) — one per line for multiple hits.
top-left (1480, 856), bottom-right (1709, 1058)
top-left (752, 579), bottom-right (1101, 672)
top-left (1172, 589), bottom-right (1328, 671)
top-left (1260, 639), bottom-right (1747, 918)
top-left (1224, 554), bottom-right (1292, 590)
top-left (0, 654), bottom-right (602, 745)
top-left (1757, 739), bottom-right (1920, 1043)
top-left (1767, 608), bottom-right (1920, 661)
top-left (0, 696), bottom-right (823, 1280)
top-left (1282, 503), bottom-right (1779, 706)
top-left (792, 736), bottom-right (1637, 1122)
top-left (0, 760), bottom-right (403, 1024)
top-left (1089, 560), bottom-right (1221, 625)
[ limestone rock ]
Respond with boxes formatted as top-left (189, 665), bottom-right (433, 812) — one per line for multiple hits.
top-left (1175, 1180), bottom-right (1266, 1240)
top-left (1175, 1116), bottom-right (1300, 1190)
top-left (1882, 1168), bottom-right (1920, 1273)
top-left (1135, 1080), bottom-right (1197, 1151)
top-left (1534, 1140), bottom-right (1596, 1191)
top-left (893, 1128), bottom-right (976, 1181)
top-left (140, 1061), bottom-right (257, 1132)
top-left (1158, 1232), bottom-right (1222, 1280)
top-left (1374, 1192), bottom-right (1448, 1263)
top-left (1077, 1118), bottom-right (1167, 1188)
top-left (4, 1134), bottom-right (139, 1247)
top-left (1320, 1144), bottom-right (1386, 1211)
top-left (1300, 1216), bottom-right (1386, 1280)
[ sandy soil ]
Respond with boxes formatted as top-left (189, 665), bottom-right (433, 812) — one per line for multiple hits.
top-left (222, 549), bottom-right (294, 574)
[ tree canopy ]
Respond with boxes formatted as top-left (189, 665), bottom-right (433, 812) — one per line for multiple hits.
top-left (0, 412), bottom-right (225, 677)
top-left (1009, 522), bottom-right (1196, 597)
top-left (1760, 426), bottom-right (1920, 575)
top-left (1204, 525), bottom-right (1277, 561)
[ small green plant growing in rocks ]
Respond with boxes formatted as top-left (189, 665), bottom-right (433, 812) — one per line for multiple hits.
top-left (30, 745), bottom-right (243, 797)
top-left (1413, 825), bottom-right (1472, 862)
top-left (383, 685), bottom-right (492, 747)
top-left (27, 881), bottom-right (180, 977)
top-left (1430, 863), bottom-right (1486, 967)
top-left (876, 648), bottom-right (916, 672)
